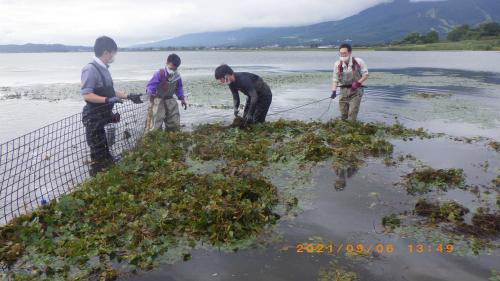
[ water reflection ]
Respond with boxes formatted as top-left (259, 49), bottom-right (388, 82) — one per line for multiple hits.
top-left (333, 166), bottom-right (359, 191)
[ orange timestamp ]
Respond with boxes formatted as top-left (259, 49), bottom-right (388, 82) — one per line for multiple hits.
top-left (296, 243), bottom-right (454, 254)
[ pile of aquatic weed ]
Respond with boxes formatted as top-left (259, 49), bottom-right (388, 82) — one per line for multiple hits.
top-left (411, 92), bottom-right (453, 99)
top-left (381, 214), bottom-right (401, 230)
top-left (384, 198), bottom-right (499, 256)
top-left (0, 119), bottom-right (430, 280)
top-left (494, 176), bottom-right (500, 188)
top-left (489, 141), bottom-right (500, 152)
top-left (402, 167), bottom-right (466, 194)
top-left (415, 199), bottom-right (500, 237)
top-left (318, 265), bottom-right (358, 281)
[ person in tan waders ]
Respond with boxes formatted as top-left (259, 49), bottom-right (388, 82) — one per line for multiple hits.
top-left (331, 43), bottom-right (369, 121)
top-left (145, 54), bottom-right (188, 131)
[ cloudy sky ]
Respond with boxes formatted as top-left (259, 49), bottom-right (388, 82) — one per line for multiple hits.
top-left (0, 0), bottom-right (399, 46)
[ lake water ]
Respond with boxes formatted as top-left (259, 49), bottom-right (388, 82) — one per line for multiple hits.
top-left (1, 51), bottom-right (500, 280)
top-left (1, 51), bottom-right (500, 143)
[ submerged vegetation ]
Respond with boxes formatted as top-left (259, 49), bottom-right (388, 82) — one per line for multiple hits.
top-left (489, 141), bottom-right (500, 152)
top-left (415, 199), bottom-right (469, 223)
top-left (402, 167), bottom-right (466, 194)
top-left (414, 199), bottom-right (500, 237)
top-left (381, 214), bottom-right (401, 230)
top-left (318, 265), bottom-right (358, 281)
top-left (411, 92), bottom-right (452, 99)
top-left (0, 119), bottom-right (431, 280)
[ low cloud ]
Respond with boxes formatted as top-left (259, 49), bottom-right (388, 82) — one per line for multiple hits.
top-left (0, 0), bottom-right (391, 46)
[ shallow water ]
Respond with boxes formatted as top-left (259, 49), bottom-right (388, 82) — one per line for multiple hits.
top-left (0, 51), bottom-right (499, 280)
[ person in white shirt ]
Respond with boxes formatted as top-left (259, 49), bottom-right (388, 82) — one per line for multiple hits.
top-left (331, 43), bottom-right (369, 121)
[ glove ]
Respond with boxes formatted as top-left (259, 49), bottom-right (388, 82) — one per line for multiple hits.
top-left (105, 97), bottom-right (123, 104)
top-left (180, 98), bottom-right (188, 110)
top-left (127, 93), bottom-right (143, 104)
top-left (351, 81), bottom-right (362, 91)
top-left (234, 108), bottom-right (239, 117)
top-left (331, 90), bottom-right (337, 99)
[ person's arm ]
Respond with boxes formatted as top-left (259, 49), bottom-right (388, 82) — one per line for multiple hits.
top-left (176, 78), bottom-right (188, 110)
top-left (357, 58), bottom-right (369, 84)
top-left (83, 93), bottom-right (107, 103)
top-left (81, 67), bottom-right (106, 103)
top-left (176, 78), bottom-right (185, 100)
top-left (146, 70), bottom-right (162, 96)
top-left (243, 97), bottom-right (250, 118)
top-left (358, 75), bottom-right (368, 84)
top-left (332, 81), bottom-right (338, 91)
top-left (332, 61), bottom-right (340, 91)
top-left (231, 85), bottom-right (240, 116)
top-left (115, 91), bottom-right (128, 99)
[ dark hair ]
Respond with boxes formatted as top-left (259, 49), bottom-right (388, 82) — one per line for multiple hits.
top-left (215, 64), bottom-right (234, 80)
top-left (94, 36), bottom-right (118, 57)
top-left (167, 54), bottom-right (181, 68)
top-left (339, 43), bottom-right (352, 52)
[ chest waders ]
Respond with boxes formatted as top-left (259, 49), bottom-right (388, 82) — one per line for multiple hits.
top-left (146, 69), bottom-right (182, 132)
top-left (82, 62), bottom-right (116, 176)
top-left (250, 78), bottom-right (273, 123)
top-left (338, 58), bottom-right (364, 121)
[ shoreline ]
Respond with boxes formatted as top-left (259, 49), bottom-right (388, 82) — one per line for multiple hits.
top-left (2, 44), bottom-right (500, 54)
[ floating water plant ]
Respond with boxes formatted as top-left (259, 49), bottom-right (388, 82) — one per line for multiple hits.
top-left (382, 214), bottom-right (401, 230)
top-left (415, 199), bottom-right (469, 223)
top-left (488, 141), bottom-right (500, 152)
top-left (402, 167), bottom-right (465, 194)
top-left (414, 199), bottom-right (499, 237)
top-left (0, 119), bottom-right (433, 280)
top-left (411, 92), bottom-right (453, 99)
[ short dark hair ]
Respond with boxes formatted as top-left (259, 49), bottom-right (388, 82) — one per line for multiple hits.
top-left (339, 43), bottom-right (352, 52)
top-left (167, 54), bottom-right (181, 68)
top-left (215, 64), bottom-right (234, 80)
top-left (94, 36), bottom-right (118, 57)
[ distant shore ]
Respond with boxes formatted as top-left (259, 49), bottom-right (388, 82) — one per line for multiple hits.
top-left (1, 39), bottom-right (499, 54)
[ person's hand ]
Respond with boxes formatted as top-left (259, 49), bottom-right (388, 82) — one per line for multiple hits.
top-left (331, 90), bottom-right (337, 99)
top-left (127, 93), bottom-right (143, 104)
top-left (244, 115), bottom-right (254, 124)
top-left (351, 81), bottom-right (362, 91)
top-left (180, 99), bottom-right (188, 110)
top-left (105, 97), bottom-right (123, 104)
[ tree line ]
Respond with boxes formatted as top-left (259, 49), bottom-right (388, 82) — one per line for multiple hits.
top-left (397, 22), bottom-right (500, 45)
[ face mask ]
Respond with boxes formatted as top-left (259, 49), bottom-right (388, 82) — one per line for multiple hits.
top-left (223, 76), bottom-right (231, 85)
top-left (166, 67), bottom-right (176, 75)
top-left (340, 56), bottom-right (350, 63)
top-left (108, 53), bottom-right (116, 64)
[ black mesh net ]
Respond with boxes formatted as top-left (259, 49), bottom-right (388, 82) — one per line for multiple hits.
top-left (0, 101), bottom-right (149, 225)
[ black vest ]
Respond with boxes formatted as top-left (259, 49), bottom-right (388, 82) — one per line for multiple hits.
top-left (82, 62), bottom-right (116, 123)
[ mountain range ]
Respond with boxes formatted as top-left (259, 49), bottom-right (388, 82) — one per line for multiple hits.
top-left (1, 0), bottom-right (500, 52)
top-left (0, 44), bottom-right (92, 53)
top-left (133, 0), bottom-right (500, 48)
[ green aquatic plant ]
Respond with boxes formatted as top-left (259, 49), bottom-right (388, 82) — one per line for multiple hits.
top-left (411, 92), bottom-right (453, 99)
top-left (382, 214), bottom-right (401, 230)
top-left (414, 200), bottom-right (499, 237)
top-left (0, 119), bottom-right (432, 280)
top-left (402, 167), bottom-right (465, 194)
top-left (467, 208), bottom-right (500, 236)
top-left (490, 270), bottom-right (500, 281)
top-left (318, 262), bottom-right (358, 281)
top-left (415, 199), bottom-right (469, 223)
top-left (493, 176), bottom-right (500, 188)
top-left (488, 141), bottom-right (500, 152)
